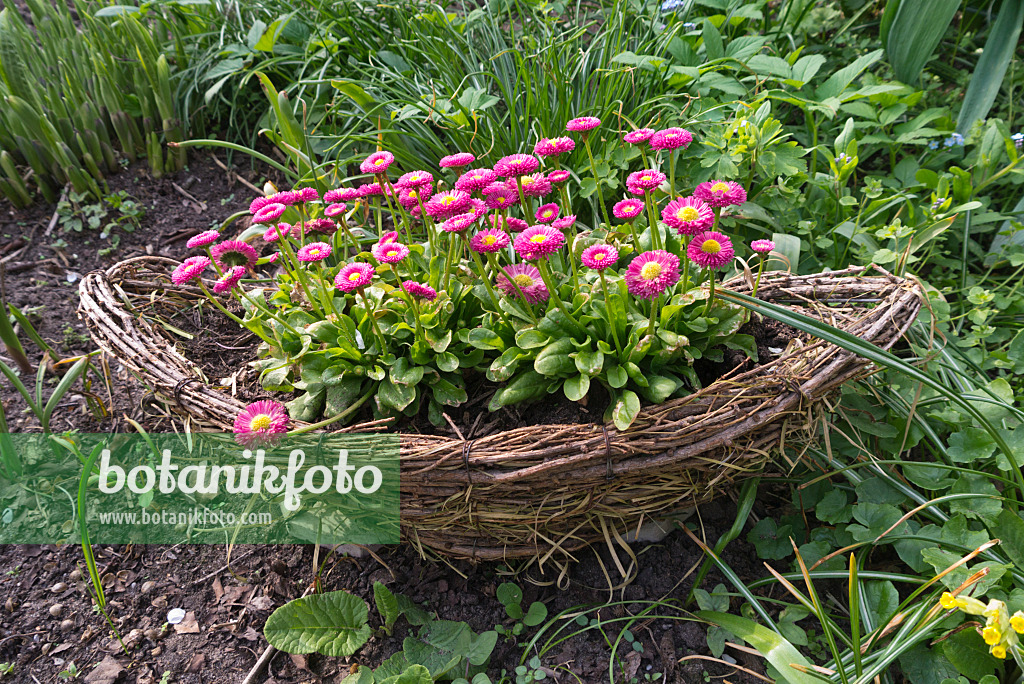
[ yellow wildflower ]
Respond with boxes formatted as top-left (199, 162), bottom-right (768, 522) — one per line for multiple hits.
top-left (1011, 611), bottom-right (1024, 634)
top-left (983, 626), bottom-right (1002, 646)
top-left (992, 645), bottom-right (1007, 659)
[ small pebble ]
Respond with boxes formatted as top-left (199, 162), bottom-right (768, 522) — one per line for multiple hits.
top-left (60, 619), bottom-right (74, 631)
top-left (51, 582), bottom-right (67, 593)
top-left (49, 604), bottom-right (63, 618)
top-left (144, 628), bottom-right (161, 641)
top-left (69, 569), bottom-right (82, 582)
top-left (4, 598), bottom-right (14, 613)
top-left (141, 581), bottom-right (155, 594)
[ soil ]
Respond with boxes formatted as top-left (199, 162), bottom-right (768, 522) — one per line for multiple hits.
top-left (0, 158), bottom-right (788, 683)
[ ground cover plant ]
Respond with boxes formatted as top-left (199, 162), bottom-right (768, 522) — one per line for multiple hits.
top-left (3, 0), bottom-right (1024, 682)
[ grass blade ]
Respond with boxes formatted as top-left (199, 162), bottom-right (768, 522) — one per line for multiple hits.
top-left (957, 0), bottom-right (1024, 134)
top-left (695, 611), bottom-right (826, 684)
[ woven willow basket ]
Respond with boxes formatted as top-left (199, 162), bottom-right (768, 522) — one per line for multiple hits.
top-left (79, 257), bottom-right (923, 563)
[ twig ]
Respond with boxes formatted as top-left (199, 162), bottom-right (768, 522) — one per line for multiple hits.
top-left (241, 587), bottom-right (314, 684)
top-left (43, 187), bottom-right (68, 237)
top-left (210, 154), bottom-right (263, 195)
top-left (189, 547), bottom-right (260, 587)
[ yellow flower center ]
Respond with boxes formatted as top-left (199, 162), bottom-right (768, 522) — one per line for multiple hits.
top-left (513, 274), bottom-right (534, 287)
top-left (309, 248), bottom-right (321, 256)
top-left (640, 262), bottom-right (662, 280)
top-left (408, 190), bottom-right (418, 198)
top-left (592, 252), bottom-right (606, 262)
top-left (521, 176), bottom-right (534, 186)
top-left (641, 175), bottom-right (652, 182)
top-left (250, 414), bottom-right (272, 431)
top-left (348, 271), bottom-right (363, 281)
top-left (701, 239), bottom-right (722, 254)
top-left (542, 210), bottom-right (553, 218)
top-left (530, 234), bottom-right (549, 244)
top-left (497, 197), bottom-right (507, 204)
top-left (983, 626), bottom-right (1001, 645)
top-left (678, 206), bottom-right (700, 222)
top-left (386, 250), bottom-right (398, 257)
top-left (410, 175), bottom-right (421, 181)
top-left (441, 196), bottom-right (454, 205)
top-left (483, 235), bottom-right (497, 245)
top-left (992, 645), bottom-right (1007, 659)
top-left (711, 181), bottom-right (730, 193)
top-left (374, 158), bottom-right (385, 166)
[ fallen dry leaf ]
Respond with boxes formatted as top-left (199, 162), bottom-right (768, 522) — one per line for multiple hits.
top-left (186, 653), bottom-right (205, 673)
top-left (84, 655), bottom-right (124, 684)
top-left (173, 611), bottom-right (200, 634)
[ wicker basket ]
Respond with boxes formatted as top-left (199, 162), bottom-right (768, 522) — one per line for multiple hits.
top-left (79, 257), bottom-right (923, 563)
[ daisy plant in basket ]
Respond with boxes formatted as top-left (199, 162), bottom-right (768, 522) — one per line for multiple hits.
top-left (174, 114), bottom-right (784, 437)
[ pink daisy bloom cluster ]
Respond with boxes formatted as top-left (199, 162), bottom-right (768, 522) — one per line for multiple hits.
top-left (662, 196), bottom-right (714, 235)
top-left (534, 137), bottom-right (575, 157)
top-left (626, 169), bottom-right (666, 195)
top-left (694, 180), bottom-right (747, 208)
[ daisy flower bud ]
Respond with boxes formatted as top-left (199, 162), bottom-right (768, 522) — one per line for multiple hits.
top-left (186, 230), bottom-right (220, 249)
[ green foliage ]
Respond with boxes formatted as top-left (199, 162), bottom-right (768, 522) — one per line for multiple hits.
top-left (495, 582), bottom-right (548, 641)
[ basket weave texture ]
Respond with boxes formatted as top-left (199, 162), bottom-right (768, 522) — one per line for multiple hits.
top-left (79, 257), bottom-right (923, 562)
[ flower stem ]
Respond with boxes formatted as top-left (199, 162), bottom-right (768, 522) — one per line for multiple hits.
top-left (753, 256), bottom-right (766, 298)
top-left (644, 191), bottom-right (662, 251)
top-left (196, 280), bottom-right (275, 345)
top-left (704, 272), bottom-right (716, 316)
top-left (681, 236), bottom-right (691, 293)
top-left (358, 289), bottom-right (387, 353)
top-left (598, 270), bottom-right (622, 355)
top-left (464, 237), bottom-right (512, 329)
top-left (584, 137), bottom-right (612, 229)
top-left (442, 233), bottom-right (457, 292)
top-left (536, 258), bottom-right (578, 328)
top-left (668, 150), bottom-right (676, 200)
top-left (287, 386), bottom-right (375, 434)
top-left (647, 295), bottom-right (659, 338)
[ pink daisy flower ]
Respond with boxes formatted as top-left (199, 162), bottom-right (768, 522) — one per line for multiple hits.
top-left (425, 190), bottom-right (472, 220)
top-left (505, 217), bottom-right (529, 233)
top-left (212, 265), bottom-right (246, 294)
top-left (397, 185), bottom-right (432, 209)
top-left (566, 116), bottom-right (601, 132)
top-left (626, 170), bottom-right (667, 193)
top-left (249, 196), bottom-right (273, 215)
top-left (581, 244), bottom-right (618, 270)
top-left (751, 239), bottom-right (775, 254)
top-left (613, 198), bottom-right (644, 221)
top-left (688, 231), bottom-right (735, 270)
top-left (548, 170), bottom-right (571, 184)
top-left (623, 128), bottom-right (656, 144)
top-left (324, 202), bottom-right (348, 218)
top-left (263, 223), bottom-right (291, 242)
top-left (397, 170), bottom-right (434, 188)
top-left (403, 281), bottom-right (437, 301)
top-left (552, 215), bottom-right (576, 231)
top-left (298, 187), bottom-right (320, 203)
top-left (514, 173), bottom-right (552, 198)
top-left (649, 128), bottom-right (693, 151)
top-left (625, 250), bottom-right (681, 300)
top-left (335, 262), bottom-right (375, 292)
top-left (470, 227), bottom-right (510, 253)
top-left (358, 182), bottom-right (384, 198)
top-left (372, 241), bottom-right (410, 263)
top-left (483, 185), bottom-right (518, 209)
top-left (440, 152), bottom-right (476, 169)
top-left (171, 256), bottom-right (210, 286)
top-left (379, 231), bottom-right (400, 245)
top-left (455, 168), bottom-right (497, 193)
top-left (514, 224), bottom-right (565, 261)
top-left (534, 137), bottom-right (575, 157)
top-left (694, 180), bottom-right (747, 208)
top-left (440, 213), bottom-right (478, 233)
top-left (252, 202), bottom-right (287, 224)
top-left (496, 263), bottom-right (549, 304)
top-left (494, 154), bottom-right (540, 178)
top-left (297, 242), bottom-right (332, 262)
top-left (360, 151), bottom-right (395, 175)
top-left (464, 198), bottom-right (488, 219)
top-left (186, 230), bottom-right (220, 249)
top-left (265, 252), bottom-right (280, 264)
top-left (211, 240), bottom-right (258, 269)
top-left (269, 190), bottom-right (302, 206)
top-left (324, 187), bottom-right (361, 203)
top-left (234, 400), bottom-right (289, 448)
top-left (662, 196), bottom-right (714, 235)
top-left (535, 203), bottom-right (559, 223)
top-left (305, 218), bottom-right (337, 234)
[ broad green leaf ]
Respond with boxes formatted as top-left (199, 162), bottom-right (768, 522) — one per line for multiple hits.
top-left (563, 374), bottom-right (590, 402)
top-left (264, 591), bottom-right (372, 656)
top-left (523, 602), bottom-right (548, 628)
top-left (956, 0), bottom-right (1024, 134)
top-left (374, 581), bottom-right (400, 633)
top-left (941, 630), bottom-right (997, 682)
top-left (993, 509), bottom-right (1024, 570)
top-left (612, 390), bottom-right (641, 431)
top-left (885, 0), bottom-right (959, 83)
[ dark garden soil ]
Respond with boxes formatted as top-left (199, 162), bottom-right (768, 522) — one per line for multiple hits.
top-left (0, 157), bottom-right (787, 683)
